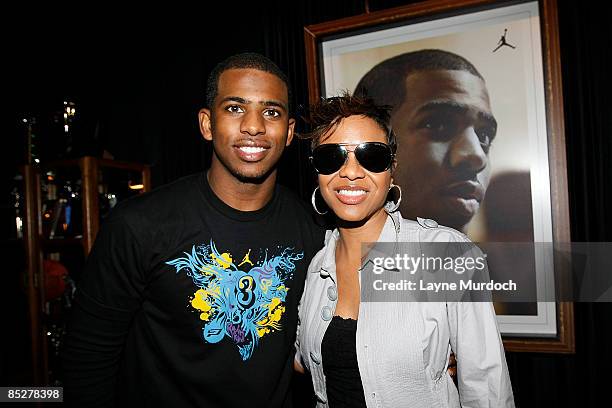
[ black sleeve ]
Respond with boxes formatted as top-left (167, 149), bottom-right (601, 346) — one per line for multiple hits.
top-left (62, 211), bottom-right (147, 407)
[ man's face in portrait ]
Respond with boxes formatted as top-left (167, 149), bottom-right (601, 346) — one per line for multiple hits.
top-left (391, 69), bottom-right (497, 230)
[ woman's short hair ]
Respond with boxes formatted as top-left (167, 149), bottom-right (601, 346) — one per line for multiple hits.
top-left (301, 91), bottom-right (396, 152)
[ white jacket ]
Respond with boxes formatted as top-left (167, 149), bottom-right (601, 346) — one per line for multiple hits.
top-left (295, 212), bottom-right (515, 408)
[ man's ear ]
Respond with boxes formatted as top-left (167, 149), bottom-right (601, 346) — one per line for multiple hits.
top-left (199, 108), bottom-right (213, 141)
top-left (285, 118), bottom-right (296, 146)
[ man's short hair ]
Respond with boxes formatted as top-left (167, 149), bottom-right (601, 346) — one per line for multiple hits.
top-left (354, 49), bottom-right (484, 112)
top-left (205, 52), bottom-right (292, 113)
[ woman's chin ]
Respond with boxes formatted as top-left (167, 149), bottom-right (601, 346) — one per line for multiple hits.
top-left (331, 206), bottom-right (386, 226)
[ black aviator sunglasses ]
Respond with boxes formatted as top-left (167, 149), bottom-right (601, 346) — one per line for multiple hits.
top-left (310, 142), bottom-right (395, 175)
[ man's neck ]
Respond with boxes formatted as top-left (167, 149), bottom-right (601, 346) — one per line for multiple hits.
top-left (206, 162), bottom-right (277, 212)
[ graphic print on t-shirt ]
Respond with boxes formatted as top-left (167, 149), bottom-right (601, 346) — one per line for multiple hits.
top-left (166, 240), bottom-right (304, 360)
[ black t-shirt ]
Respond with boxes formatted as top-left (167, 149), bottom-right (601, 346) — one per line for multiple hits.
top-left (63, 173), bottom-right (324, 407)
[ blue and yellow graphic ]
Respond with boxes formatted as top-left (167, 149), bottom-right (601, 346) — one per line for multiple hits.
top-left (166, 241), bottom-right (303, 360)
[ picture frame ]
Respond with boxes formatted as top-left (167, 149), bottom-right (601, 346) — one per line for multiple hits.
top-left (304, 0), bottom-right (574, 353)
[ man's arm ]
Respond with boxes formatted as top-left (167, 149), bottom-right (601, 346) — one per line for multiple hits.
top-left (62, 212), bottom-right (147, 407)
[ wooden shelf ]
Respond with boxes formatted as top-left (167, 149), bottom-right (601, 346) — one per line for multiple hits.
top-left (40, 237), bottom-right (84, 249)
top-left (97, 158), bottom-right (148, 172)
top-left (43, 156), bottom-right (148, 172)
top-left (20, 158), bottom-right (151, 385)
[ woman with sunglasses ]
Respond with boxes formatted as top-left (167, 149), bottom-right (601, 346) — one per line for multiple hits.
top-left (294, 94), bottom-right (514, 407)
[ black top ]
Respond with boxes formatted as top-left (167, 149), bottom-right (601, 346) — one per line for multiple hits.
top-left (62, 173), bottom-right (324, 407)
top-left (321, 316), bottom-right (367, 408)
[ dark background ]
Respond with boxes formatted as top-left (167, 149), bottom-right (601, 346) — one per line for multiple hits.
top-left (3, 0), bottom-right (611, 406)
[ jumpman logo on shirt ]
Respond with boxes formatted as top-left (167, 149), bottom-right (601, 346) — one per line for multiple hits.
top-left (238, 249), bottom-right (254, 267)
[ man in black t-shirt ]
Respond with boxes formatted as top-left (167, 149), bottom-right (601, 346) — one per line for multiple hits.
top-left (63, 53), bottom-right (324, 407)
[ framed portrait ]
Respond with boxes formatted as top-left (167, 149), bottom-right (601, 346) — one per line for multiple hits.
top-left (304, 0), bottom-right (574, 353)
